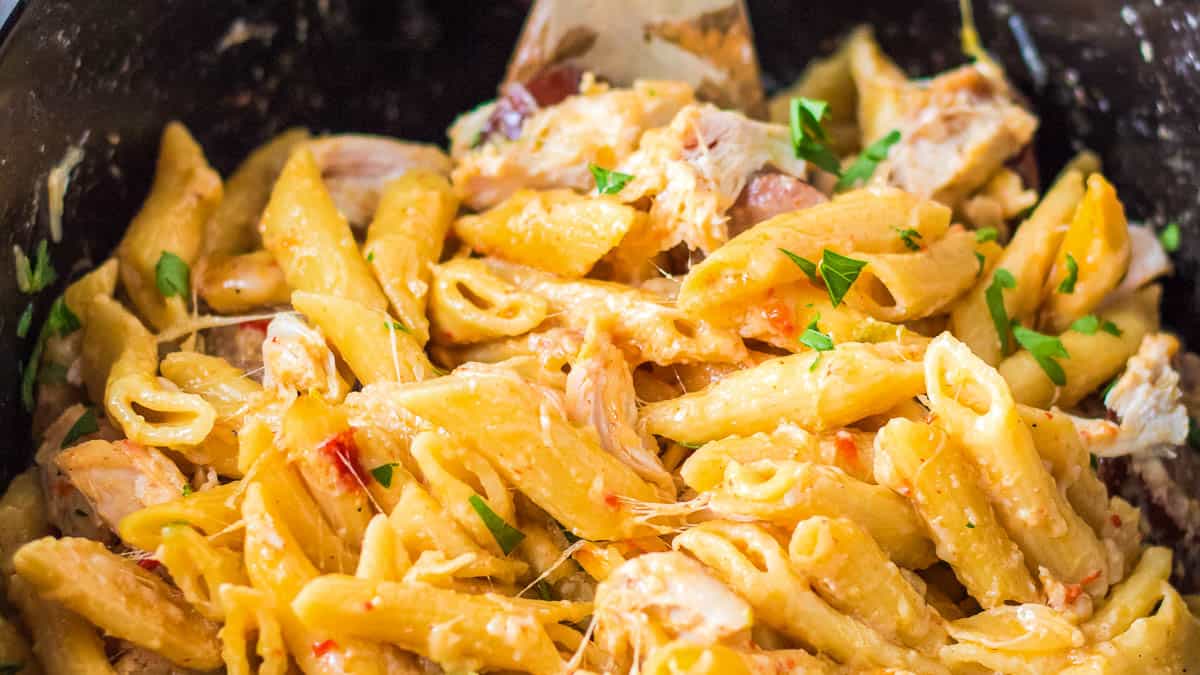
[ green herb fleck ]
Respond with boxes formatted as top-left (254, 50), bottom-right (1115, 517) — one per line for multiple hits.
top-left (14, 239), bottom-right (57, 294)
top-left (1090, 453), bottom-right (1099, 471)
top-left (384, 320), bottom-right (410, 334)
top-left (155, 251), bottom-right (190, 298)
top-left (895, 227), bottom-right (922, 251)
top-left (985, 268), bottom-right (1017, 354)
top-left (61, 408), bottom-right (98, 448)
top-left (370, 463), bottom-right (400, 488)
top-left (789, 97), bottom-right (842, 175)
top-left (974, 251), bottom-right (986, 277)
top-left (1102, 374), bottom-right (1120, 401)
top-left (965, 521), bottom-right (975, 529)
top-left (679, 441), bottom-right (705, 449)
top-left (16, 303), bottom-right (33, 338)
top-left (799, 314), bottom-right (834, 352)
top-left (1058, 254), bottom-right (1079, 294)
top-left (535, 579), bottom-right (554, 601)
top-left (589, 164), bottom-right (634, 195)
top-left (779, 248), bottom-right (819, 284)
top-left (818, 249), bottom-right (868, 308)
top-left (46, 296), bottom-right (80, 337)
top-left (181, 484), bottom-right (194, 497)
top-left (1159, 222), bottom-right (1181, 253)
top-left (835, 130), bottom-right (901, 191)
top-left (468, 494), bottom-right (525, 555)
top-left (1070, 315), bottom-right (1121, 336)
top-left (366, 251), bottom-right (375, 263)
top-left (1012, 323), bottom-right (1070, 386)
top-left (974, 227), bottom-right (998, 243)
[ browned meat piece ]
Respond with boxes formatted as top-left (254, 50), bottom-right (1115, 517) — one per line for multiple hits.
top-left (726, 170), bottom-right (829, 238)
top-left (203, 321), bottom-right (267, 380)
top-left (485, 64), bottom-right (586, 142)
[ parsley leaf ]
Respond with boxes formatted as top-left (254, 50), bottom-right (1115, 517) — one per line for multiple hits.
top-left (46, 296), bottom-right (80, 337)
top-left (1012, 323), bottom-right (1070, 386)
top-left (181, 484), bottom-right (194, 496)
top-left (20, 339), bottom-right (43, 412)
top-left (679, 441), bottom-right (705, 449)
top-left (819, 249), bottom-right (868, 308)
top-left (974, 251), bottom-right (986, 277)
top-left (14, 240), bottom-right (57, 294)
top-left (835, 130), bottom-right (901, 191)
top-left (370, 463), bottom-right (400, 488)
top-left (384, 320), bottom-right (410, 333)
top-left (779, 248), bottom-right (819, 284)
top-left (1159, 222), bottom-right (1181, 253)
top-left (589, 164), bottom-right (633, 195)
top-left (155, 251), bottom-right (190, 298)
top-left (789, 97), bottom-right (842, 175)
top-left (965, 521), bottom-right (975, 529)
top-left (985, 268), bottom-right (1017, 354)
top-left (468, 494), bottom-right (525, 555)
top-left (1070, 315), bottom-right (1121, 336)
top-left (974, 227), bottom-right (999, 243)
top-left (61, 408), bottom-right (98, 448)
top-left (16, 303), bottom-right (33, 338)
top-left (366, 251), bottom-right (375, 263)
top-left (895, 227), bottom-right (922, 251)
top-left (1058, 253), bottom-right (1079, 294)
top-left (535, 579), bottom-right (555, 601)
top-left (799, 314), bottom-right (834, 352)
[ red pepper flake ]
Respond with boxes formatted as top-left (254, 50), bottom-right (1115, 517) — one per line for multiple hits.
top-left (319, 430), bottom-right (367, 492)
top-left (603, 492), bottom-right (620, 510)
top-left (1044, 411), bottom-right (1054, 420)
top-left (1110, 513), bottom-right (1123, 528)
top-left (242, 319), bottom-right (271, 333)
top-left (1063, 583), bottom-right (1084, 604)
top-left (137, 558), bottom-right (162, 571)
top-left (834, 431), bottom-right (859, 469)
top-left (311, 639), bottom-right (337, 657)
top-left (1080, 569), bottom-right (1102, 586)
top-left (363, 600), bottom-right (375, 612)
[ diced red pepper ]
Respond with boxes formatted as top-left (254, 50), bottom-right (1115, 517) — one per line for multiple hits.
top-left (311, 639), bottom-right (337, 657)
top-left (319, 430), bottom-right (367, 492)
top-left (137, 558), bottom-right (162, 572)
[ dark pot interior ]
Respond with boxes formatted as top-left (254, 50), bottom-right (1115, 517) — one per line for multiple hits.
top-left (0, 0), bottom-right (1197, 483)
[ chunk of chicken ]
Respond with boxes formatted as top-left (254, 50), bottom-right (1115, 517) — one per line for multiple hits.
top-left (1074, 334), bottom-right (1188, 459)
top-left (35, 404), bottom-right (121, 541)
top-left (449, 79), bottom-right (694, 210)
top-left (305, 134), bottom-right (451, 227)
top-left (261, 313), bottom-right (348, 400)
top-left (56, 439), bottom-right (187, 532)
top-left (565, 329), bottom-right (675, 498)
top-left (609, 104), bottom-right (808, 278)
top-left (594, 551), bottom-right (753, 669)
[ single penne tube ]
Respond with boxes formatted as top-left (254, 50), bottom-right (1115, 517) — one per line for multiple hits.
top-left (1062, 582), bottom-right (1200, 674)
top-left (944, 603), bottom-right (1083, 653)
top-left (13, 536), bottom-right (222, 669)
top-left (454, 188), bottom-right (644, 279)
top-left (873, 418), bottom-right (1038, 608)
top-left (364, 171), bottom-right (459, 345)
top-left (679, 423), bottom-right (875, 488)
top-left (1017, 406), bottom-right (1111, 533)
top-left (0, 468), bottom-right (50, 576)
top-left (117, 481), bottom-right (242, 552)
top-left (293, 290), bottom-right (434, 385)
top-left (1082, 546), bottom-right (1172, 642)
top-left (678, 187), bottom-right (951, 318)
top-left (197, 250), bottom-right (291, 313)
top-left (159, 351), bottom-right (264, 421)
top-left (999, 284), bottom-right (1160, 408)
top-left (291, 574), bottom-right (581, 675)
top-left (260, 148), bottom-right (389, 310)
top-left (846, 227), bottom-right (980, 322)
top-left (156, 522), bottom-right (248, 620)
top-left (925, 333), bottom-right (1110, 595)
top-left (218, 585), bottom-right (290, 675)
top-left (356, 513), bottom-right (410, 581)
top-left (63, 257), bottom-right (119, 324)
top-left (673, 521), bottom-right (944, 673)
top-left (204, 127), bottom-right (310, 256)
top-left (1038, 174), bottom-right (1131, 333)
top-left (80, 294), bottom-right (157, 404)
top-left (950, 167), bottom-right (1088, 365)
top-left (428, 258), bottom-right (549, 344)
top-left (640, 341), bottom-right (925, 443)
top-left (699, 458), bottom-right (935, 569)
top-left (363, 371), bottom-right (663, 541)
top-left (8, 575), bottom-right (115, 675)
top-left (116, 122), bottom-right (222, 330)
top-left (788, 516), bottom-right (949, 654)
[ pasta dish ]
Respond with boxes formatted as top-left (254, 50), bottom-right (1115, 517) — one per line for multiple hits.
top-left (1, 20), bottom-right (1197, 675)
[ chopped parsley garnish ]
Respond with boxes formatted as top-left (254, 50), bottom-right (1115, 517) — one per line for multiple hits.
top-left (61, 408), bottom-right (98, 448)
top-left (155, 251), bottom-right (190, 298)
top-left (974, 251), bottom-right (986, 277)
top-left (974, 227), bottom-right (998, 243)
top-left (370, 463), bottom-right (400, 488)
top-left (384, 321), bottom-right (410, 333)
top-left (181, 484), bottom-right (194, 497)
top-left (1159, 222), bottom-right (1181, 253)
top-left (789, 97), bottom-right (842, 175)
top-left (47, 296), bottom-right (80, 337)
top-left (799, 314), bottom-right (834, 352)
top-left (835, 130), bottom-right (901, 191)
top-left (1012, 323), bottom-right (1069, 386)
top-left (535, 579), bottom-right (554, 601)
top-left (1070, 314), bottom-right (1121, 336)
top-left (965, 521), bottom-right (975, 529)
top-left (1058, 254), bottom-right (1079, 294)
top-left (14, 239), bottom-right (57, 294)
top-left (366, 251), bottom-right (375, 263)
top-left (818, 249), bottom-right (868, 308)
top-left (895, 227), bottom-right (922, 251)
top-left (588, 164), bottom-right (633, 196)
top-left (985, 268), bottom-right (1016, 354)
top-left (779, 248), bottom-right (819, 283)
top-left (468, 494), bottom-right (525, 555)
top-left (16, 302), bottom-right (33, 338)
top-left (679, 441), bottom-right (705, 449)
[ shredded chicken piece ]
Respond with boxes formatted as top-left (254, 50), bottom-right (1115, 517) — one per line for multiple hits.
top-left (261, 313), bottom-right (346, 400)
top-left (450, 80), bottom-right (694, 210)
top-left (34, 405), bottom-right (120, 541)
top-left (565, 327), bottom-right (675, 498)
top-left (1075, 334), bottom-right (1188, 459)
top-left (56, 439), bottom-right (188, 532)
top-left (1108, 224), bottom-right (1174, 300)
